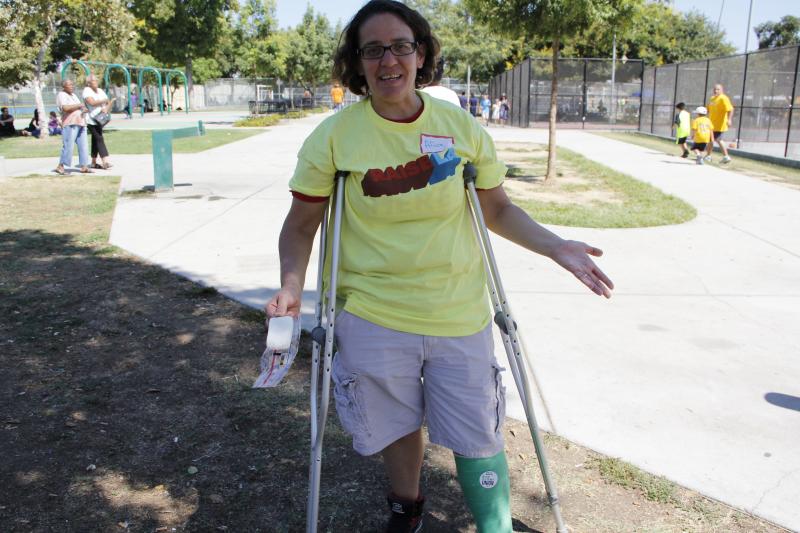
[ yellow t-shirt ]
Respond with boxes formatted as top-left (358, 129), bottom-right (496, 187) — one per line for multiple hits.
top-left (707, 94), bottom-right (733, 132)
top-left (692, 116), bottom-right (713, 143)
top-left (289, 91), bottom-right (507, 336)
top-left (330, 86), bottom-right (344, 104)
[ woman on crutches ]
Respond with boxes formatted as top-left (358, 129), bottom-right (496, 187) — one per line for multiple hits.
top-left (265, 1), bottom-right (614, 531)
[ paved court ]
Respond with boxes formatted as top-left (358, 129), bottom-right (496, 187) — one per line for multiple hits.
top-left (7, 111), bottom-right (798, 531)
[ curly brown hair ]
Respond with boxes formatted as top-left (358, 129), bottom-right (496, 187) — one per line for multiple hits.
top-left (332, 0), bottom-right (440, 96)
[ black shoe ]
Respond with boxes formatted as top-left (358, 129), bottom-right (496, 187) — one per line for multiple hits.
top-left (681, 151), bottom-right (689, 158)
top-left (386, 493), bottom-right (424, 533)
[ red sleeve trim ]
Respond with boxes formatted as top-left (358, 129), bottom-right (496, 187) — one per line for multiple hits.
top-left (291, 190), bottom-right (329, 203)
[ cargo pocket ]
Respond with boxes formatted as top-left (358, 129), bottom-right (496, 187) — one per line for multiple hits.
top-left (332, 360), bottom-right (369, 437)
top-left (492, 363), bottom-right (507, 434)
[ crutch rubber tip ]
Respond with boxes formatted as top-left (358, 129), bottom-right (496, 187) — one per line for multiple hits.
top-left (311, 326), bottom-right (326, 345)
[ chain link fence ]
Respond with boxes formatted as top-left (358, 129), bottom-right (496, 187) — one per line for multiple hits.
top-left (1, 74), bottom-right (360, 118)
top-left (489, 58), bottom-right (645, 129)
top-left (199, 78), bottom-right (360, 111)
top-left (641, 44), bottom-right (800, 160)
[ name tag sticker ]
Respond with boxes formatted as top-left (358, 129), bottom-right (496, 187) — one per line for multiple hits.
top-left (420, 134), bottom-right (455, 154)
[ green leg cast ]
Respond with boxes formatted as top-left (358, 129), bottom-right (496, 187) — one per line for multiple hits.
top-left (454, 451), bottom-right (513, 533)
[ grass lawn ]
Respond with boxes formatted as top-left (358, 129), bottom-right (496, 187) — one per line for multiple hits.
top-left (497, 142), bottom-right (697, 228)
top-left (595, 131), bottom-right (800, 189)
top-left (0, 128), bottom-right (261, 159)
top-left (0, 174), bottom-right (783, 532)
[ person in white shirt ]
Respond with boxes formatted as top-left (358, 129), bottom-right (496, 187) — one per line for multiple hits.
top-left (82, 75), bottom-right (115, 169)
top-left (55, 79), bottom-right (90, 175)
top-left (420, 57), bottom-right (461, 108)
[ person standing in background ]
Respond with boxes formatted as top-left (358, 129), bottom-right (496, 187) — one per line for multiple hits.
top-left (706, 84), bottom-right (734, 164)
top-left (480, 94), bottom-right (491, 126)
top-left (691, 106), bottom-right (713, 165)
top-left (499, 93), bottom-right (509, 126)
top-left (55, 79), bottom-right (91, 175)
top-left (83, 75), bottom-right (115, 169)
top-left (674, 102), bottom-right (690, 158)
top-left (468, 92), bottom-right (479, 117)
top-left (420, 57), bottom-right (461, 107)
top-left (330, 82), bottom-right (345, 112)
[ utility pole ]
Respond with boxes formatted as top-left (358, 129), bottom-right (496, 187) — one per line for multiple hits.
top-left (744, 0), bottom-right (754, 53)
top-left (611, 33), bottom-right (617, 125)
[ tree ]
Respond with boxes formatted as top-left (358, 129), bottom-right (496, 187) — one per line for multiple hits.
top-left (405, 0), bottom-right (508, 83)
top-left (567, 4), bottom-right (734, 65)
top-left (2, 0), bottom-right (133, 140)
top-left (284, 7), bottom-right (336, 96)
top-left (466, 0), bottom-right (637, 181)
top-left (0, 6), bottom-right (34, 88)
top-left (236, 0), bottom-right (287, 79)
top-left (755, 15), bottom-right (800, 49)
top-left (128, 0), bottom-right (229, 95)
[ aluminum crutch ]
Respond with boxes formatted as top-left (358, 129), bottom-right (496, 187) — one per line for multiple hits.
top-left (462, 162), bottom-right (568, 533)
top-left (307, 170), bottom-right (348, 533)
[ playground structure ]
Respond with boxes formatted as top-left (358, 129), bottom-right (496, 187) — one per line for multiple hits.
top-left (60, 59), bottom-right (189, 118)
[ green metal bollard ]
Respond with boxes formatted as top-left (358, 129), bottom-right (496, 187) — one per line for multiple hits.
top-left (151, 121), bottom-right (204, 191)
top-left (152, 130), bottom-right (174, 191)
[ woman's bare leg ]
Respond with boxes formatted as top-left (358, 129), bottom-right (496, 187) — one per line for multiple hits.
top-left (382, 428), bottom-right (424, 500)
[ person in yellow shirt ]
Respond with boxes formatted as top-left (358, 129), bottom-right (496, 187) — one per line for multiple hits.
top-left (265, 2), bottom-right (614, 531)
top-left (706, 84), bottom-right (734, 163)
top-left (674, 102), bottom-right (691, 158)
top-left (330, 82), bottom-right (345, 112)
top-left (691, 106), bottom-right (713, 165)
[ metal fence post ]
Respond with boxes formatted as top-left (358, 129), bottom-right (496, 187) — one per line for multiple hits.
top-left (526, 58), bottom-right (532, 128)
top-left (672, 65), bottom-right (680, 137)
top-left (650, 67), bottom-right (657, 134)
top-left (638, 65), bottom-right (644, 132)
top-left (737, 53), bottom-right (749, 149)
top-left (786, 45), bottom-right (800, 158)
top-left (582, 60), bottom-right (588, 129)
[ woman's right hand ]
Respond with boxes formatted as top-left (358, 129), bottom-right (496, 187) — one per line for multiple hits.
top-left (265, 287), bottom-right (302, 318)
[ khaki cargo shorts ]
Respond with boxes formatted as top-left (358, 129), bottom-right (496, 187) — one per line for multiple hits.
top-left (331, 310), bottom-right (507, 458)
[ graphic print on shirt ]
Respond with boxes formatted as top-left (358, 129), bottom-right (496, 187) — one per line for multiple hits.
top-left (362, 147), bottom-right (461, 197)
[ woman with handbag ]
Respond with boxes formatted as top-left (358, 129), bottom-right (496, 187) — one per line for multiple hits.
top-left (83, 75), bottom-right (115, 169)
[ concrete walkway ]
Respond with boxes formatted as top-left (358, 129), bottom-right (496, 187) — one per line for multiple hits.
top-left (8, 112), bottom-right (798, 530)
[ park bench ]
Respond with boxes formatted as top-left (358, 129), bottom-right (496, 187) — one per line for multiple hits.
top-left (152, 120), bottom-right (205, 191)
top-left (248, 99), bottom-right (289, 115)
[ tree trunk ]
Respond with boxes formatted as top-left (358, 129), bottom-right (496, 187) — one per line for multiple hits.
top-left (33, 27), bottom-right (55, 142)
top-left (546, 36), bottom-right (560, 182)
top-left (185, 56), bottom-right (194, 99)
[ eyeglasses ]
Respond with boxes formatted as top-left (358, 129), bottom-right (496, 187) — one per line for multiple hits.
top-left (358, 41), bottom-right (418, 60)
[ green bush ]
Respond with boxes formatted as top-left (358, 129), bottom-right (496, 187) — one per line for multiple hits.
top-left (234, 115), bottom-right (282, 127)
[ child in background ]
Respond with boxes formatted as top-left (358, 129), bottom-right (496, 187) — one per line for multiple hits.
top-left (491, 98), bottom-right (500, 124)
top-left (480, 93), bottom-right (491, 126)
top-left (691, 106), bottom-right (713, 165)
top-left (674, 102), bottom-right (690, 158)
top-left (48, 111), bottom-right (62, 135)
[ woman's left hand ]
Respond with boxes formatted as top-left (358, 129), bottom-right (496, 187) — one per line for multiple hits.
top-left (551, 240), bottom-right (614, 298)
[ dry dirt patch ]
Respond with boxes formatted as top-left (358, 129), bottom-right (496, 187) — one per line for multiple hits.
top-left (0, 175), bottom-right (780, 532)
top-left (496, 142), bottom-right (623, 206)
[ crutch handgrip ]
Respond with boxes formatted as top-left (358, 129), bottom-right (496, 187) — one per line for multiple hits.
top-left (462, 162), bottom-right (477, 186)
top-left (310, 326), bottom-right (326, 345)
top-left (493, 311), bottom-right (517, 336)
